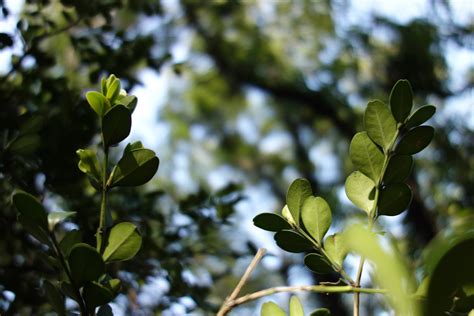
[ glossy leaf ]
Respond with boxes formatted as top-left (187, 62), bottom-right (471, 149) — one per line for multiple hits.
top-left (68, 243), bottom-right (104, 286)
top-left (383, 155), bottom-right (413, 184)
top-left (43, 280), bottom-right (65, 316)
top-left (274, 229), bottom-right (313, 253)
top-left (59, 230), bottom-right (82, 258)
top-left (124, 141), bottom-right (144, 153)
top-left (396, 126), bottom-right (434, 155)
top-left (261, 301), bottom-right (286, 316)
top-left (105, 76), bottom-right (121, 103)
top-left (390, 79), bottom-right (413, 123)
top-left (102, 222), bottom-right (142, 263)
top-left (378, 183), bottom-right (412, 216)
top-left (117, 95), bottom-right (137, 113)
top-left (310, 308), bottom-right (331, 316)
top-left (83, 282), bottom-right (114, 309)
top-left (301, 196), bottom-right (331, 243)
top-left (48, 211), bottom-right (75, 231)
top-left (349, 132), bottom-right (384, 182)
top-left (101, 77), bottom-right (107, 95)
top-left (102, 105), bottom-right (132, 148)
top-left (304, 253), bottom-right (333, 274)
top-left (286, 178), bottom-right (312, 226)
top-left (324, 234), bottom-right (347, 267)
top-left (289, 296), bottom-right (304, 316)
top-left (282, 205), bottom-right (296, 226)
top-left (86, 91), bottom-right (109, 117)
top-left (364, 99), bottom-right (396, 151)
top-left (108, 148), bottom-right (159, 187)
top-left (253, 213), bottom-right (292, 232)
top-left (343, 225), bottom-right (420, 316)
top-left (405, 105), bottom-right (436, 129)
top-left (76, 149), bottom-right (101, 181)
top-left (345, 171), bottom-right (376, 214)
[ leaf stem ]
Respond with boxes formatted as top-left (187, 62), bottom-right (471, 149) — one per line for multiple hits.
top-left (97, 143), bottom-right (109, 254)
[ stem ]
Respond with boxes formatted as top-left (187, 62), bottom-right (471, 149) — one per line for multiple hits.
top-left (97, 144), bottom-right (109, 253)
top-left (50, 232), bottom-right (88, 315)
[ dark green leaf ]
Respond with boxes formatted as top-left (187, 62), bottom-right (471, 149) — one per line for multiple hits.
top-left (304, 253), bottom-right (333, 274)
top-left (301, 196), bottom-right (331, 243)
top-left (108, 148), bottom-right (159, 187)
top-left (76, 149), bottom-right (101, 182)
top-left (286, 178), bottom-right (312, 226)
top-left (345, 171), bottom-right (376, 214)
top-left (59, 282), bottom-right (80, 302)
top-left (8, 134), bottom-right (41, 155)
top-left (43, 280), bottom-right (65, 316)
top-left (349, 132), bottom-right (384, 182)
top-left (289, 296), bottom-right (304, 316)
top-left (83, 282), bottom-right (114, 309)
top-left (104, 278), bottom-right (121, 295)
top-left (97, 304), bottom-right (114, 316)
top-left (324, 234), bottom-right (347, 267)
top-left (390, 79), bottom-right (413, 123)
top-left (12, 191), bottom-right (50, 241)
top-left (383, 155), bottom-right (413, 184)
top-left (102, 222), bottom-right (142, 263)
top-left (405, 105), bottom-right (436, 129)
top-left (48, 211), bottom-right (76, 231)
top-left (396, 126), bottom-right (434, 155)
top-left (253, 213), bottom-right (292, 232)
top-left (309, 308), bottom-right (331, 316)
top-left (116, 95), bottom-right (137, 113)
top-left (378, 183), bottom-right (412, 216)
top-left (68, 243), bottom-right (104, 286)
top-left (261, 301), bottom-right (286, 316)
top-left (59, 230), bottom-right (82, 258)
top-left (274, 230), bottom-right (313, 253)
top-left (364, 100), bottom-right (397, 151)
top-left (124, 141), bottom-right (144, 153)
top-left (86, 91), bottom-right (109, 117)
top-left (102, 105), bottom-right (132, 147)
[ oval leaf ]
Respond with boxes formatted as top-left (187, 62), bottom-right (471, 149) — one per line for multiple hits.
top-left (106, 76), bottom-right (121, 103)
top-left (286, 178), bottom-right (312, 226)
top-left (86, 91), bottom-right (108, 117)
top-left (364, 100), bottom-right (397, 151)
top-left (60, 282), bottom-right (81, 303)
top-left (310, 308), bottom-right (331, 316)
top-left (102, 105), bottom-right (132, 148)
top-left (383, 155), bottom-right (413, 184)
top-left (405, 105), bottom-right (436, 129)
top-left (378, 183), bottom-right (412, 216)
top-left (274, 229), bottom-right (313, 253)
top-left (349, 132), bottom-right (384, 182)
top-left (43, 280), bottom-right (65, 316)
top-left (253, 213), bottom-right (292, 232)
top-left (396, 126), bottom-right (434, 155)
top-left (345, 171), bottom-right (376, 214)
top-left (301, 196), bottom-right (332, 243)
top-left (48, 211), bottom-right (76, 231)
top-left (261, 301), bottom-right (286, 316)
top-left (109, 149), bottom-right (159, 187)
top-left (102, 222), bottom-right (142, 263)
top-left (12, 191), bottom-right (48, 232)
top-left (324, 234), bottom-right (347, 267)
top-left (290, 296), bottom-right (304, 316)
top-left (68, 243), bottom-right (104, 285)
top-left (116, 95), bottom-right (137, 113)
top-left (390, 79), bottom-right (413, 123)
top-left (83, 282), bottom-right (114, 309)
top-left (59, 230), bottom-right (82, 258)
top-left (304, 253), bottom-right (333, 274)
top-left (76, 149), bottom-right (101, 181)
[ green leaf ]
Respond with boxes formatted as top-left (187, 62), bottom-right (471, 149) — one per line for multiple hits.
top-left (383, 155), bottom-right (413, 184)
top-left (405, 105), bottom-right (436, 129)
top-left (345, 171), bottom-right (376, 214)
top-left (68, 243), bottom-right (104, 286)
top-left (59, 282), bottom-right (80, 302)
top-left (86, 91), bottom-right (109, 117)
top-left (102, 105), bottom-right (132, 148)
top-left (324, 234), bottom-right (347, 267)
top-left (116, 95), bottom-right (138, 113)
top-left (282, 205), bottom-right (297, 226)
top-left (106, 76), bottom-right (121, 103)
top-left (309, 308), bottom-right (331, 316)
top-left (349, 132), bottom-right (384, 182)
top-left (286, 178), bottom-right (313, 226)
top-left (59, 230), bottom-right (82, 258)
top-left (108, 148), bottom-right (159, 187)
top-left (76, 149), bottom-right (101, 182)
top-left (343, 225), bottom-right (420, 316)
top-left (43, 280), bottom-right (65, 316)
top-left (8, 134), bottom-right (41, 155)
top-left (378, 183), bottom-right (412, 216)
top-left (395, 126), bottom-right (434, 155)
top-left (102, 222), bottom-right (142, 263)
top-left (101, 77), bottom-right (107, 95)
top-left (253, 213), bottom-right (292, 232)
top-left (390, 79), bottom-right (413, 123)
top-left (82, 282), bottom-right (114, 309)
top-left (261, 301), bottom-right (286, 316)
top-left (364, 100), bottom-right (397, 151)
top-left (301, 196), bottom-right (331, 243)
top-left (48, 211), bottom-right (76, 231)
top-left (304, 253), bottom-right (333, 274)
top-left (124, 141), bottom-right (144, 153)
top-left (274, 229), bottom-right (313, 253)
top-left (97, 304), bottom-right (114, 316)
top-left (104, 278), bottom-right (121, 295)
top-left (423, 229), bottom-right (474, 315)
top-left (289, 296), bottom-right (304, 316)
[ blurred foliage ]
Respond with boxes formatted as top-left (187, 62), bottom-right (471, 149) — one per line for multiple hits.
top-left (0, 0), bottom-right (472, 314)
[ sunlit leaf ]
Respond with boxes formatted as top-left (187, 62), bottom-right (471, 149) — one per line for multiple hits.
top-left (309, 308), bottom-right (331, 316)
top-left (364, 100), bottom-right (396, 151)
top-left (349, 132), bottom-right (384, 182)
top-left (301, 196), bottom-right (331, 243)
top-left (390, 79), bottom-right (413, 123)
top-left (102, 222), bottom-right (142, 263)
top-left (105, 76), bottom-right (121, 103)
top-left (253, 213), bottom-right (292, 232)
top-left (345, 171), bottom-right (376, 214)
top-left (286, 178), bottom-right (313, 226)
top-left (108, 148), bottom-right (159, 187)
top-left (324, 234), bottom-right (347, 267)
top-left (261, 301), bottom-right (286, 316)
top-left (289, 296), bottom-right (304, 316)
top-left (86, 91), bottom-right (109, 117)
top-left (76, 149), bottom-right (101, 182)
